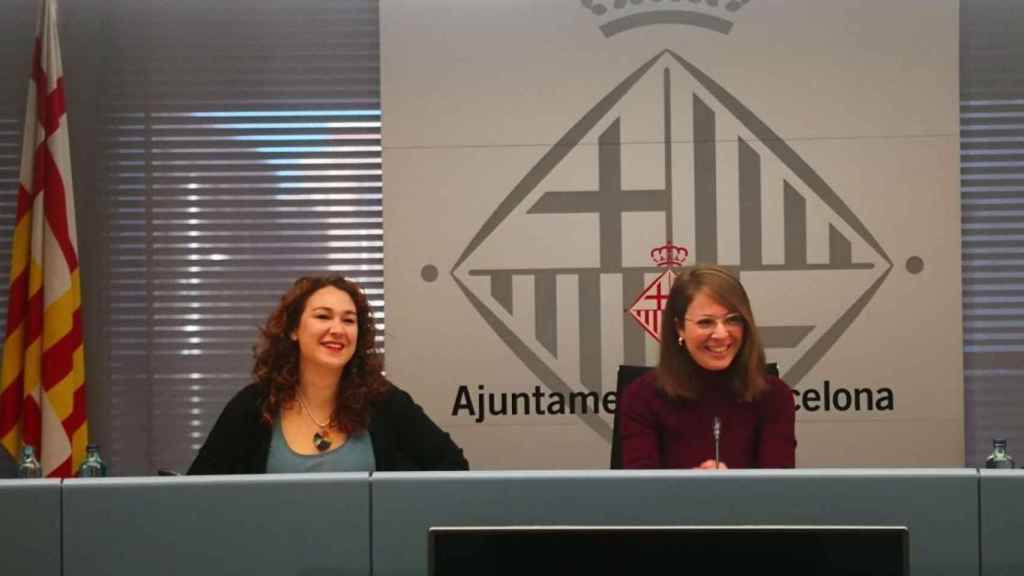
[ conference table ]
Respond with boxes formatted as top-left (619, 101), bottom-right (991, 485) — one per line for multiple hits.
top-left (2, 469), bottom-right (1021, 575)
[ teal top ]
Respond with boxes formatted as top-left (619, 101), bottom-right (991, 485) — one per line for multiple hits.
top-left (266, 417), bottom-right (375, 473)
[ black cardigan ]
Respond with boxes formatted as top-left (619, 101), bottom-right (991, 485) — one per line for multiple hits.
top-left (187, 381), bottom-right (469, 474)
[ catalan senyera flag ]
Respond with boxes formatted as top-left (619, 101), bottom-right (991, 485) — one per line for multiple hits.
top-left (1, 0), bottom-right (87, 478)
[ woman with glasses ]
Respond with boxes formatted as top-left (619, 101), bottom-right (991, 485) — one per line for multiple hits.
top-left (188, 275), bottom-right (468, 474)
top-left (619, 265), bottom-right (796, 469)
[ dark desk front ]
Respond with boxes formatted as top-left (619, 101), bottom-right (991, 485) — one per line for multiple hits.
top-left (4, 469), bottom-right (1012, 576)
top-left (62, 473), bottom-right (370, 576)
top-left (0, 479), bottom-right (61, 576)
top-left (371, 469), bottom-right (977, 576)
top-left (980, 469), bottom-right (1024, 576)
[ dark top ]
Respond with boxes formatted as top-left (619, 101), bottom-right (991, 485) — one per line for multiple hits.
top-left (188, 381), bottom-right (469, 474)
top-left (620, 369), bottom-right (796, 469)
top-left (0, 446), bottom-right (17, 478)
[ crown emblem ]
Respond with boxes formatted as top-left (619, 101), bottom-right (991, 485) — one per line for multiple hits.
top-left (580, 0), bottom-right (751, 37)
top-left (629, 242), bottom-right (688, 340)
top-left (650, 242), bottom-right (688, 268)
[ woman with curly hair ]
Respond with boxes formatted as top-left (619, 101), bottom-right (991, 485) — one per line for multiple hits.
top-left (188, 276), bottom-right (468, 473)
top-left (619, 265), bottom-right (796, 469)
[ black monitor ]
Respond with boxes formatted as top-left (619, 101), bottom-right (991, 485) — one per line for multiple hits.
top-left (429, 525), bottom-right (909, 576)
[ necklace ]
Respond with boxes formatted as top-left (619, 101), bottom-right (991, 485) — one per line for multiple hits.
top-left (296, 391), bottom-right (333, 452)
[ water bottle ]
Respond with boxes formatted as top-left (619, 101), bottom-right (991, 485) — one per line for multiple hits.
top-left (984, 438), bottom-right (1016, 469)
top-left (17, 445), bottom-right (42, 478)
top-left (77, 444), bottom-right (107, 477)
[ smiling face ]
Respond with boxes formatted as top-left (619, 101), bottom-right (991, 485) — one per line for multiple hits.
top-left (677, 288), bottom-right (745, 372)
top-left (291, 286), bottom-right (359, 373)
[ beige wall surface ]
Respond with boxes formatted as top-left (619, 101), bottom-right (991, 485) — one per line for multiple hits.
top-left (382, 0), bottom-right (962, 468)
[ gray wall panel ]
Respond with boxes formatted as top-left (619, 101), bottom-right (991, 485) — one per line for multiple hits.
top-left (980, 470), bottom-right (1024, 576)
top-left (372, 470), bottom-right (978, 576)
top-left (0, 479), bottom-right (61, 576)
top-left (62, 474), bottom-right (370, 576)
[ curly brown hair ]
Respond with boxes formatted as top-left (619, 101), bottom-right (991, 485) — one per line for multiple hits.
top-left (254, 275), bottom-right (388, 433)
top-left (657, 265), bottom-right (767, 402)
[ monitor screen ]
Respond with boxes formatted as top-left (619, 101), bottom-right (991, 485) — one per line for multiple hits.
top-left (429, 525), bottom-right (909, 576)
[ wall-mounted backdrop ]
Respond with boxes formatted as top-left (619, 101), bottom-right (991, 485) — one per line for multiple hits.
top-left (383, 0), bottom-right (962, 468)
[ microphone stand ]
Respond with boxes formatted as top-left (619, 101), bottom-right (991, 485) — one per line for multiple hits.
top-left (713, 417), bottom-right (721, 469)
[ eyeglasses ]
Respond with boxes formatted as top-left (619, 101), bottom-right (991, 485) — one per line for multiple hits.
top-left (684, 314), bottom-right (745, 333)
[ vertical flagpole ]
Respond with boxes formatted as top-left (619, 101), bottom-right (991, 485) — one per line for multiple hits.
top-left (0, 0), bottom-right (88, 478)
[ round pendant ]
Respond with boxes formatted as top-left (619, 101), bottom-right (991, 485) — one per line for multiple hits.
top-left (312, 431), bottom-right (332, 452)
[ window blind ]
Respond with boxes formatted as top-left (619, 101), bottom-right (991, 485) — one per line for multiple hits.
top-left (960, 0), bottom-right (1024, 466)
top-left (0, 5), bottom-right (35, 374)
top-left (93, 0), bottom-right (382, 473)
top-left (0, 111), bottom-right (20, 328)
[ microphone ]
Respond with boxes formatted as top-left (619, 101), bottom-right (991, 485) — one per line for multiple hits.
top-left (712, 416), bottom-right (721, 469)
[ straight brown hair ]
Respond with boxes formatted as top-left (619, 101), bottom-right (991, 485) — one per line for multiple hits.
top-left (656, 265), bottom-right (767, 401)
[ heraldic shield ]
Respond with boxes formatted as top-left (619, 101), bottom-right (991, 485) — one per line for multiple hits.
top-left (451, 50), bottom-right (891, 441)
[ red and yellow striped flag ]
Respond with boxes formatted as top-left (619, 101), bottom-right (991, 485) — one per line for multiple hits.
top-left (1, 0), bottom-right (87, 478)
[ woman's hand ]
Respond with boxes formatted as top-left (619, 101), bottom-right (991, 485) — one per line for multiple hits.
top-left (695, 459), bottom-right (728, 470)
